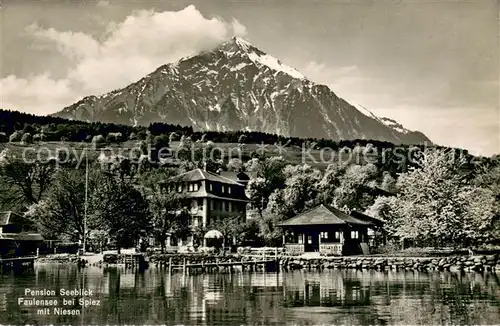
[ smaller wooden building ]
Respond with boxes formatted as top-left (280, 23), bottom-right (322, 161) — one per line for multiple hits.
top-left (278, 205), bottom-right (383, 256)
top-left (0, 211), bottom-right (43, 258)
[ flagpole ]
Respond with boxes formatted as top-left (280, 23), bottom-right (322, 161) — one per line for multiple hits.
top-left (83, 150), bottom-right (88, 255)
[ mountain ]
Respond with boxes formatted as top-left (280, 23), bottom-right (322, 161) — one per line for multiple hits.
top-left (55, 37), bottom-right (431, 145)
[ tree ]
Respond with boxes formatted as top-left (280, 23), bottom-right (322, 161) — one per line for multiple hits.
top-left (0, 132), bottom-right (8, 143)
top-left (207, 214), bottom-right (246, 250)
top-left (168, 132), bottom-right (179, 143)
top-left (106, 132), bottom-right (123, 143)
top-left (380, 171), bottom-right (397, 193)
top-left (315, 163), bottom-right (346, 205)
top-left (21, 133), bottom-right (33, 144)
top-left (246, 177), bottom-right (267, 218)
top-left (260, 189), bottom-right (287, 246)
top-left (0, 157), bottom-right (55, 209)
top-left (333, 163), bottom-right (378, 212)
top-left (92, 135), bottom-right (106, 148)
top-left (110, 157), bottom-right (132, 181)
top-left (238, 134), bottom-right (247, 143)
top-left (473, 163), bottom-right (500, 242)
top-left (280, 164), bottom-right (322, 216)
top-left (227, 158), bottom-right (243, 172)
top-left (23, 124), bottom-right (36, 135)
top-left (25, 168), bottom-right (103, 242)
top-left (9, 131), bottom-right (23, 142)
top-left (138, 168), bottom-right (188, 252)
top-left (372, 149), bottom-right (498, 248)
top-left (148, 188), bottom-right (190, 253)
top-left (92, 174), bottom-right (152, 252)
top-left (244, 156), bottom-right (287, 216)
top-left (151, 134), bottom-right (170, 162)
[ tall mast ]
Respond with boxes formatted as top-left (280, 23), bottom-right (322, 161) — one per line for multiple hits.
top-left (83, 150), bottom-right (88, 255)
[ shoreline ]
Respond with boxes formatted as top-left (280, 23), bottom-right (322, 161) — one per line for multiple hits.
top-left (34, 252), bottom-right (500, 274)
top-left (280, 254), bottom-right (500, 273)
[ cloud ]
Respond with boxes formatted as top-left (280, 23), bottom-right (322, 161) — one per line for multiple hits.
top-left (0, 74), bottom-right (77, 114)
top-left (231, 18), bottom-right (247, 36)
top-left (0, 5), bottom-right (247, 114)
top-left (96, 0), bottom-right (110, 8)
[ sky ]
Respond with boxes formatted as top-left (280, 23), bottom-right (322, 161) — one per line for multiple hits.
top-left (0, 0), bottom-right (498, 156)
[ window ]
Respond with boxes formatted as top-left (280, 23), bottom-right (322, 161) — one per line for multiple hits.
top-left (307, 235), bottom-right (312, 244)
top-left (222, 201), bottom-right (227, 211)
top-left (188, 183), bottom-right (194, 192)
top-left (228, 186), bottom-right (231, 194)
top-left (209, 182), bottom-right (213, 191)
top-left (221, 185), bottom-right (225, 193)
top-left (210, 200), bottom-right (214, 210)
top-left (193, 183), bottom-right (199, 191)
top-left (228, 202), bottom-right (232, 212)
top-left (335, 231), bottom-right (342, 239)
top-left (177, 184), bottom-right (183, 193)
top-left (192, 216), bottom-right (199, 227)
top-left (298, 234), bottom-right (304, 244)
top-left (351, 231), bottom-right (359, 239)
top-left (320, 232), bottom-right (328, 239)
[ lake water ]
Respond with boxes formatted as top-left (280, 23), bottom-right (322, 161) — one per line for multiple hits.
top-left (1, 264), bottom-right (499, 325)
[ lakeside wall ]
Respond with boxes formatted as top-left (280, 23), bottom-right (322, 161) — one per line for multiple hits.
top-left (38, 253), bottom-right (500, 274)
top-left (280, 254), bottom-right (500, 273)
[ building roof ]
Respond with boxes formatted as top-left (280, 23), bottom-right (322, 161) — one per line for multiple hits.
top-left (277, 205), bottom-right (375, 227)
top-left (219, 171), bottom-right (250, 181)
top-left (170, 189), bottom-right (249, 202)
top-left (0, 211), bottom-right (23, 226)
top-left (0, 233), bottom-right (44, 241)
top-left (351, 211), bottom-right (386, 226)
top-left (162, 168), bottom-right (245, 186)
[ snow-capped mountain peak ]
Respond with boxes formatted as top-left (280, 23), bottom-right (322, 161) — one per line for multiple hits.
top-left (232, 36), bottom-right (253, 52)
top-left (55, 37), bottom-right (431, 145)
top-left (347, 100), bottom-right (381, 121)
top-left (219, 37), bottom-right (304, 79)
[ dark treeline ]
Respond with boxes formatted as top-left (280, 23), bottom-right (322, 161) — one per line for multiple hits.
top-left (1, 109), bottom-right (495, 170)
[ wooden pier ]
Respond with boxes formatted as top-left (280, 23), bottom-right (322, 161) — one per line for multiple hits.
top-left (154, 252), bottom-right (281, 274)
top-left (0, 256), bottom-right (36, 273)
top-left (115, 253), bottom-right (148, 269)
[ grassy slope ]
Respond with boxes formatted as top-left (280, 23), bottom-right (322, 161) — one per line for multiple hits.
top-left (1, 141), bottom-right (372, 169)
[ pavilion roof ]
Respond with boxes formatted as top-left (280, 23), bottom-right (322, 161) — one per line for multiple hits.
top-left (277, 205), bottom-right (376, 227)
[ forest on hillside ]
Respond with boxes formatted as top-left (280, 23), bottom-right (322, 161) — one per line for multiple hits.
top-left (1, 114), bottom-right (499, 251)
top-left (0, 108), bottom-right (484, 155)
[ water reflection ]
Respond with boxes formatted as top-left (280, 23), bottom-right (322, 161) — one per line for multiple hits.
top-left (0, 265), bottom-right (499, 325)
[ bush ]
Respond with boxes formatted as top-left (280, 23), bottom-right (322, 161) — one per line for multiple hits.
top-left (238, 134), bottom-right (247, 143)
top-left (136, 131), bottom-right (147, 140)
top-left (23, 124), bottom-right (36, 135)
top-left (169, 132), bottom-right (178, 143)
top-left (92, 135), bottom-right (105, 143)
top-left (33, 133), bottom-right (46, 142)
top-left (106, 132), bottom-right (123, 143)
top-left (9, 131), bottom-right (23, 142)
top-left (21, 133), bottom-right (33, 144)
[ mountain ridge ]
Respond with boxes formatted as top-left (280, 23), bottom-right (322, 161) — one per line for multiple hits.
top-left (55, 36), bottom-right (432, 145)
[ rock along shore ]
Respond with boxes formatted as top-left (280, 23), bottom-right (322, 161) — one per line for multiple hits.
top-left (280, 254), bottom-right (500, 273)
top-left (36, 253), bottom-right (500, 274)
